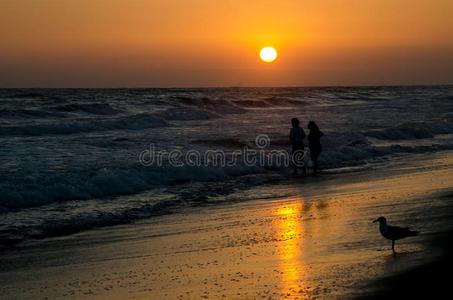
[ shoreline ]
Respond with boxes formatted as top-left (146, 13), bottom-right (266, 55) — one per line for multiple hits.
top-left (1, 152), bottom-right (453, 299)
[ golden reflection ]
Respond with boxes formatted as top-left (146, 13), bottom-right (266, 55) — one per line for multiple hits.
top-left (274, 200), bottom-right (308, 298)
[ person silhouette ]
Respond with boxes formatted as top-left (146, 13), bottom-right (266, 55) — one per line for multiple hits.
top-left (307, 121), bottom-right (323, 174)
top-left (289, 118), bottom-right (306, 175)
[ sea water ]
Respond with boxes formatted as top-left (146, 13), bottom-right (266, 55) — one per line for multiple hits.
top-left (1, 86), bottom-right (452, 245)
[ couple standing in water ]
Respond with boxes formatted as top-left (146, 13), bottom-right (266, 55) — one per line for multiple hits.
top-left (289, 118), bottom-right (323, 175)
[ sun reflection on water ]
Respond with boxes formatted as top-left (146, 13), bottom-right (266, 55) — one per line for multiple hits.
top-left (274, 201), bottom-right (309, 299)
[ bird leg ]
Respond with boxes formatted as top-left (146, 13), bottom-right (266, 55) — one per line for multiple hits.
top-left (392, 240), bottom-right (395, 254)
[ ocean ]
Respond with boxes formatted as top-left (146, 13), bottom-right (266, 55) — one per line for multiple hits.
top-left (1, 86), bottom-right (453, 246)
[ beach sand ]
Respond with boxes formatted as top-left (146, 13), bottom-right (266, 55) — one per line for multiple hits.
top-left (1, 152), bottom-right (453, 299)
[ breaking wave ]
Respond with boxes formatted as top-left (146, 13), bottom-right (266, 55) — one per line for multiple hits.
top-left (0, 113), bottom-right (167, 136)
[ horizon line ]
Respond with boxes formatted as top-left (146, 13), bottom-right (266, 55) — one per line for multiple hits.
top-left (1, 83), bottom-right (453, 89)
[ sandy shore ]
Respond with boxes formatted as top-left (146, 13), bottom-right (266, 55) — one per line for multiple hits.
top-left (1, 152), bottom-right (453, 299)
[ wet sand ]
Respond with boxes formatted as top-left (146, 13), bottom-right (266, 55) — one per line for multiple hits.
top-left (357, 191), bottom-right (453, 299)
top-left (357, 229), bottom-right (453, 299)
top-left (1, 152), bottom-right (453, 299)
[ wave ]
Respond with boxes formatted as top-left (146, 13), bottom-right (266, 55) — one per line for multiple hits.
top-left (232, 100), bottom-right (272, 108)
top-left (0, 172), bottom-right (281, 247)
top-left (0, 197), bottom-right (183, 246)
top-left (0, 103), bottom-right (119, 120)
top-left (51, 103), bottom-right (120, 115)
top-left (0, 164), bottom-right (265, 211)
top-left (0, 108), bottom-right (66, 119)
top-left (171, 95), bottom-right (246, 114)
top-left (2, 138), bottom-right (451, 212)
top-left (0, 166), bottom-right (286, 247)
top-left (366, 121), bottom-right (453, 140)
top-left (171, 95), bottom-right (232, 107)
top-left (263, 97), bottom-right (307, 106)
top-left (0, 113), bottom-right (167, 136)
top-left (161, 108), bottom-right (220, 121)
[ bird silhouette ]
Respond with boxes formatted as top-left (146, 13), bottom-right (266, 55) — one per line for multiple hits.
top-left (373, 216), bottom-right (419, 253)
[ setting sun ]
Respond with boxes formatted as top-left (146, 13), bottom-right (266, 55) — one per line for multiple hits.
top-left (260, 47), bottom-right (278, 63)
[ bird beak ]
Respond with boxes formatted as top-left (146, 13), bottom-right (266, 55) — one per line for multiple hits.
top-left (372, 219), bottom-right (378, 223)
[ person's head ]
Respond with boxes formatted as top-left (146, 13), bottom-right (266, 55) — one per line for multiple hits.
top-left (291, 118), bottom-right (300, 128)
top-left (308, 121), bottom-right (319, 131)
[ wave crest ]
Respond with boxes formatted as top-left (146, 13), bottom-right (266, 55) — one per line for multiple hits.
top-left (0, 113), bottom-right (167, 136)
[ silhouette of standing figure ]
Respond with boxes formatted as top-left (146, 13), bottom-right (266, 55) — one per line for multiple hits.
top-left (307, 121), bottom-right (323, 174)
top-left (289, 118), bottom-right (306, 175)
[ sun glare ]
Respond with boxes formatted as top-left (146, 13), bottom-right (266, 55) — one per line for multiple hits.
top-left (260, 47), bottom-right (278, 63)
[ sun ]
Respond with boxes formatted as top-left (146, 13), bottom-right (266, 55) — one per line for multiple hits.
top-left (260, 47), bottom-right (278, 63)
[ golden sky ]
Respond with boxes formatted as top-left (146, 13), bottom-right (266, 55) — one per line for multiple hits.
top-left (1, 0), bottom-right (452, 87)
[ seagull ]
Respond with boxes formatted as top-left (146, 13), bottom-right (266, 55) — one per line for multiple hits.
top-left (373, 216), bottom-right (419, 253)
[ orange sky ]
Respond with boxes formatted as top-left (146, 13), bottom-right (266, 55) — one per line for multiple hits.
top-left (1, 0), bottom-right (452, 87)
